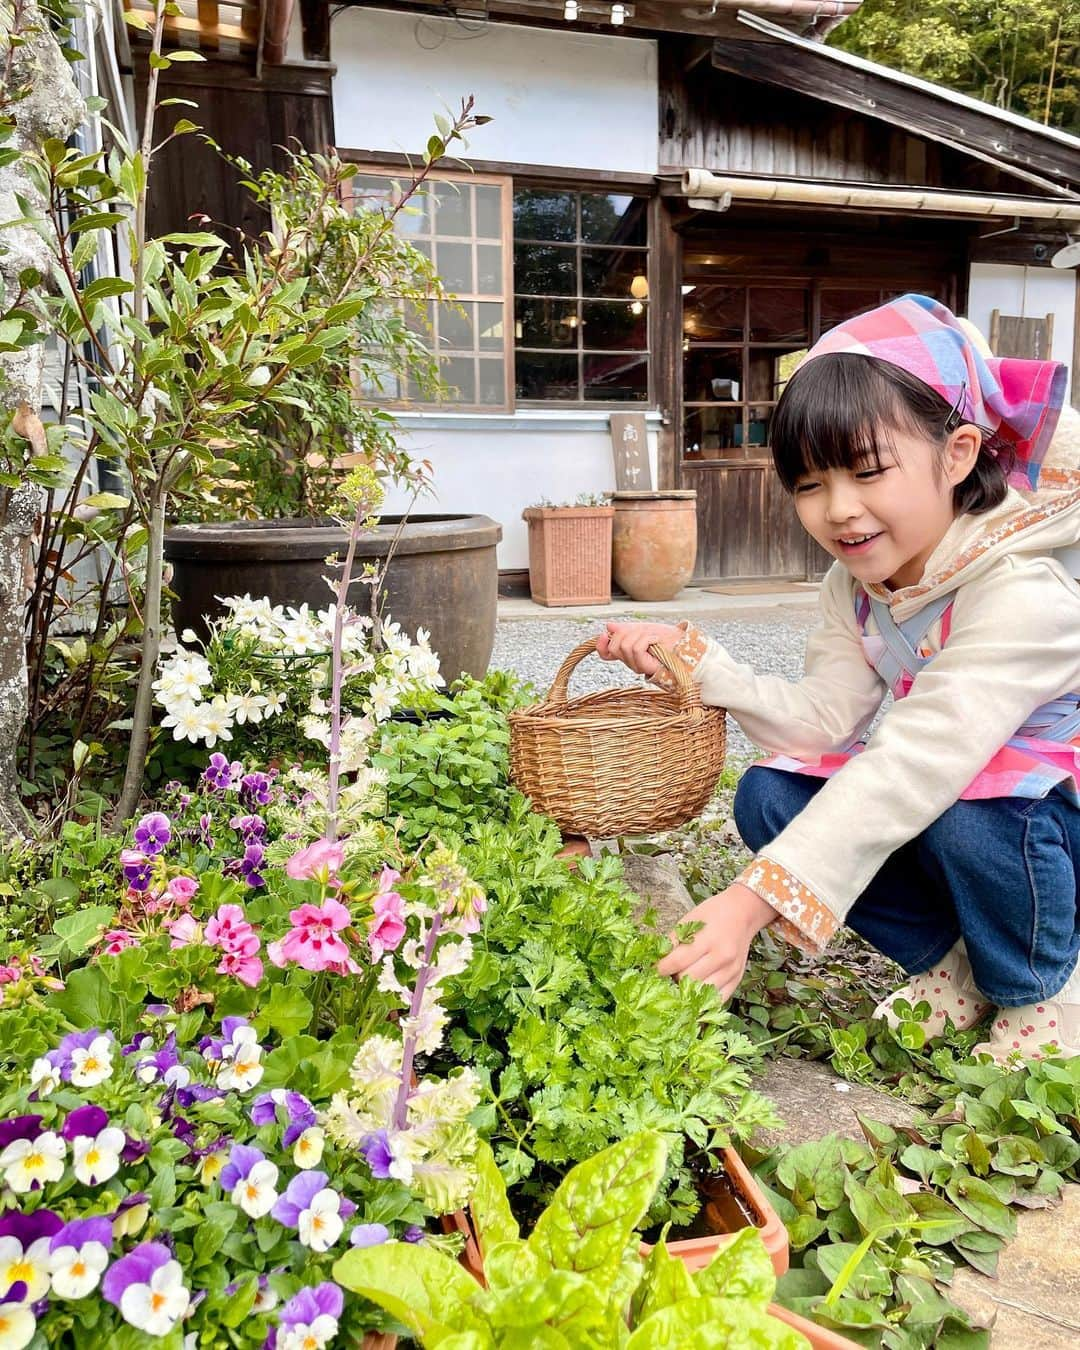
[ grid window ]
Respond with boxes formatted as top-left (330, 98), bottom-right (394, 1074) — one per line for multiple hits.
top-left (513, 189), bottom-right (650, 404)
top-left (352, 171), bottom-right (512, 411)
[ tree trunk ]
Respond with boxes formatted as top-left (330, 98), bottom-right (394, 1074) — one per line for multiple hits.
top-left (0, 2), bottom-right (86, 834)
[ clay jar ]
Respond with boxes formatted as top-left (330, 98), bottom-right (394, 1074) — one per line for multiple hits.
top-left (610, 490), bottom-right (698, 602)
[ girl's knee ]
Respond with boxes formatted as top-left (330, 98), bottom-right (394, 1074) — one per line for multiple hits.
top-left (733, 767), bottom-right (800, 851)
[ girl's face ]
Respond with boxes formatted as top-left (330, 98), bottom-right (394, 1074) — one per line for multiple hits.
top-left (792, 425), bottom-right (982, 589)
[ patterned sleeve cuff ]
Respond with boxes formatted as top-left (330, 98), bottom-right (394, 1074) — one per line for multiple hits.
top-left (736, 856), bottom-right (839, 956)
top-left (651, 622), bottom-right (710, 692)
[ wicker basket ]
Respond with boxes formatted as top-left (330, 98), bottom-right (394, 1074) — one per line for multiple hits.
top-left (509, 637), bottom-right (727, 837)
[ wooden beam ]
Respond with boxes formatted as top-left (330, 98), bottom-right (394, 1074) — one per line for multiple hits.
top-left (338, 147), bottom-right (657, 190)
top-left (710, 39), bottom-right (1080, 193)
top-left (649, 195), bottom-right (682, 490)
top-left (197, 0), bottom-right (220, 53)
top-left (299, 0), bottom-right (330, 61)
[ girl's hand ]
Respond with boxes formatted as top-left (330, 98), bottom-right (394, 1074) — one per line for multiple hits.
top-left (657, 883), bottom-right (777, 999)
top-left (596, 620), bottom-right (685, 676)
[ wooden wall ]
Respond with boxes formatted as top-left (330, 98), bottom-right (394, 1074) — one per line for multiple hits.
top-left (138, 63), bottom-right (335, 243)
top-left (659, 40), bottom-right (1037, 198)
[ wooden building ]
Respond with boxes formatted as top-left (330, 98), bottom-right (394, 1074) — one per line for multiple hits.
top-left (128, 0), bottom-right (1080, 584)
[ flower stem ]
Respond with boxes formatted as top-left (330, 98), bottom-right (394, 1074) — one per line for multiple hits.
top-left (326, 500), bottom-right (365, 840)
top-left (392, 910), bottom-right (443, 1130)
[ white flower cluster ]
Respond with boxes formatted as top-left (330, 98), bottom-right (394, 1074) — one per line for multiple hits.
top-left (153, 596), bottom-right (443, 748)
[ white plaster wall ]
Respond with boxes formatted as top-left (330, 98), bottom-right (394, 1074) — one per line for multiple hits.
top-left (967, 263), bottom-right (1076, 404)
top-left (330, 7), bottom-right (658, 173)
top-left (381, 414), bottom-right (661, 569)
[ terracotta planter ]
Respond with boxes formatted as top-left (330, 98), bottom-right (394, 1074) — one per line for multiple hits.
top-left (610, 490), bottom-right (697, 602)
top-left (555, 833), bottom-right (592, 868)
top-left (522, 505), bottom-right (614, 606)
top-left (767, 1304), bottom-right (863, 1350)
top-left (163, 514), bottom-right (502, 683)
top-left (440, 1205), bottom-right (486, 1284)
top-left (359, 1334), bottom-right (398, 1350)
top-left (639, 1146), bottom-right (789, 1277)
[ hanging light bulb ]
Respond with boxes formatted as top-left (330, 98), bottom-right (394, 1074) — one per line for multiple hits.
top-left (564, 0), bottom-right (578, 19)
top-left (611, 3), bottom-right (626, 24)
top-left (629, 273), bottom-right (649, 300)
top-left (630, 300), bottom-right (644, 316)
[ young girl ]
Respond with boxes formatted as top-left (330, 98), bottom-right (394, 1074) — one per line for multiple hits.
top-left (598, 294), bottom-right (1080, 1062)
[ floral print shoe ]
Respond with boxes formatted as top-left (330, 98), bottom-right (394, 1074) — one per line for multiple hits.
top-left (873, 940), bottom-right (992, 1034)
top-left (973, 967), bottom-right (1080, 1063)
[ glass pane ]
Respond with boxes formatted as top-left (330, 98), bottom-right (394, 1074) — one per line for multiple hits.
top-left (581, 300), bottom-right (647, 350)
top-left (358, 359), bottom-right (403, 401)
top-left (515, 297), bottom-right (577, 348)
top-left (580, 247), bottom-right (645, 300)
top-left (583, 353), bottom-right (647, 402)
top-left (476, 244), bottom-right (503, 294)
top-left (405, 298), bottom-right (435, 339)
top-left (580, 193), bottom-right (647, 246)
top-left (683, 284), bottom-right (744, 342)
top-left (441, 356), bottom-right (476, 403)
top-left (513, 188), bottom-right (576, 242)
top-left (395, 186), bottom-right (430, 235)
top-left (411, 238), bottom-right (432, 262)
top-left (749, 287), bottom-right (808, 343)
top-left (437, 301), bottom-right (473, 352)
top-left (475, 185), bottom-right (502, 239)
top-left (436, 241), bottom-right (473, 294)
top-left (516, 352), bottom-right (578, 400)
top-left (477, 302), bottom-right (504, 351)
top-left (478, 357), bottom-right (505, 405)
top-left (684, 406), bottom-right (741, 458)
top-left (684, 348), bottom-right (741, 402)
top-left (820, 289), bottom-right (881, 332)
top-left (748, 348), bottom-right (804, 401)
top-left (353, 175), bottom-right (394, 213)
top-left (514, 243), bottom-right (576, 296)
top-left (747, 405), bottom-right (774, 448)
top-left (432, 180), bottom-right (471, 236)
top-left (775, 348), bottom-right (808, 396)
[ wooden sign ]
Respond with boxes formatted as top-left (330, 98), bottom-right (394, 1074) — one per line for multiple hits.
top-left (609, 413), bottom-right (652, 491)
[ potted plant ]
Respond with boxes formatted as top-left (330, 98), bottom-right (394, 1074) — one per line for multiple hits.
top-left (163, 145), bottom-right (502, 684)
top-left (334, 1131), bottom-right (811, 1348)
top-left (522, 493), bottom-right (615, 607)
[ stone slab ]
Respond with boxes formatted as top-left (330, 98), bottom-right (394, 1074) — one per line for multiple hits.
top-left (750, 1055), bottom-right (922, 1150)
top-left (614, 852), bottom-right (697, 933)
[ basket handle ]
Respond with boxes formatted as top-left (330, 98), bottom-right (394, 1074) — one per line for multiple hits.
top-left (546, 636), bottom-right (702, 709)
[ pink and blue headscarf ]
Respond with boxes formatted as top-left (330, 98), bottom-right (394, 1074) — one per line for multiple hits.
top-left (799, 293), bottom-right (1067, 491)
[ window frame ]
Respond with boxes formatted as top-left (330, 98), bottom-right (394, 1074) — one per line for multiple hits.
top-left (346, 164), bottom-right (515, 414)
top-left (511, 183), bottom-right (653, 410)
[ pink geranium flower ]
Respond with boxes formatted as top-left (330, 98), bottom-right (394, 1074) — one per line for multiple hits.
top-left (205, 904), bottom-right (252, 950)
top-left (101, 929), bottom-right (138, 956)
top-left (368, 891), bottom-right (406, 961)
top-left (267, 898), bottom-right (352, 972)
top-left (166, 914), bottom-right (203, 949)
top-left (285, 839), bottom-right (344, 884)
top-left (166, 876), bottom-right (199, 904)
top-left (217, 949), bottom-right (264, 987)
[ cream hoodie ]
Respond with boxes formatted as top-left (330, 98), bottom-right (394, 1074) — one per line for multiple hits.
top-left (669, 404), bottom-right (1080, 954)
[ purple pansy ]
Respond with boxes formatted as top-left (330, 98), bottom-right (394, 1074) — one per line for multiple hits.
top-left (230, 814), bottom-right (266, 842)
top-left (240, 842), bottom-right (266, 889)
top-left (198, 813), bottom-right (214, 847)
top-left (135, 1032), bottom-right (190, 1088)
top-left (175, 1082), bottom-right (223, 1109)
top-left (133, 812), bottom-right (171, 856)
top-left (403, 1225), bottom-right (425, 1243)
top-left (250, 1090), bottom-right (316, 1147)
top-left (101, 1242), bottom-right (172, 1305)
top-left (122, 1135), bottom-right (150, 1164)
top-left (359, 1130), bottom-right (394, 1180)
top-left (61, 1104), bottom-right (109, 1141)
top-left (49, 1216), bottom-right (113, 1253)
top-left (270, 1170), bottom-right (327, 1228)
top-left (281, 1282), bottom-right (343, 1326)
top-left (49, 1028), bottom-right (114, 1081)
top-left (120, 849), bottom-right (153, 892)
top-left (0, 1209), bottom-right (62, 1243)
top-left (349, 1222), bottom-right (390, 1248)
top-left (219, 1144), bottom-right (266, 1192)
top-left (240, 771), bottom-right (274, 806)
top-left (0, 1115), bottom-right (43, 1150)
top-left (204, 753), bottom-right (242, 791)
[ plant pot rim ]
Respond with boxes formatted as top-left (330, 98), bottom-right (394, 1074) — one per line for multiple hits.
top-left (522, 505), bottom-right (616, 518)
top-left (609, 490), bottom-right (697, 501)
top-left (164, 514), bottom-right (502, 561)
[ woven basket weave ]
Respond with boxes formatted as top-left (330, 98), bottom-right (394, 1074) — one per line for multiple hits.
top-left (509, 637), bottom-right (727, 837)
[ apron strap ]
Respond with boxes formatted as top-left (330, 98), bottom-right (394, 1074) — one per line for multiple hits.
top-left (867, 592), bottom-right (955, 684)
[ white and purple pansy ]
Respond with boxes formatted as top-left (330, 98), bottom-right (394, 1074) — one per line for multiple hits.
top-left (0, 1286), bottom-right (36, 1350)
top-left (47, 1216), bottom-right (113, 1300)
top-left (0, 1208), bottom-right (61, 1304)
top-left (219, 1143), bottom-right (280, 1219)
top-left (267, 1281), bottom-right (344, 1350)
top-left (0, 1117), bottom-right (65, 1194)
top-left (134, 1032), bottom-right (191, 1088)
top-left (270, 1172), bottom-right (355, 1254)
top-left (101, 1240), bottom-right (190, 1336)
top-left (201, 1018), bottom-right (264, 1092)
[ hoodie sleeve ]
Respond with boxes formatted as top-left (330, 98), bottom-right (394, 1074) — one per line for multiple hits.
top-left (656, 563), bottom-right (884, 758)
top-left (735, 554), bottom-right (1080, 953)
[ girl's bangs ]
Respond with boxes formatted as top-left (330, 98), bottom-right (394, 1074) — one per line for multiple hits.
top-left (771, 354), bottom-right (901, 491)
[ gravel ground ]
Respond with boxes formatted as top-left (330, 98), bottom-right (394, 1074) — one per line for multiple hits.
top-left (491, 604), bottom-right (819, 761)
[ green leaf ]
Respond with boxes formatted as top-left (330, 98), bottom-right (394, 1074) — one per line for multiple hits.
top-left (469, 1138), bottom-right (519, 1259)
top-left (332, 1241), bottom-right (484, 1343)
top-left (80, 491), bottom-right (130, 509)
top-left (162, 49), bottom-right (207, 61)
top-left (635, 1239), bottom-right (696, 1322)
top-left (52, 904), bottom-right (115, 956)
top-left (527, 1131), bottom-right (668, 1290)
top-left (251, 981), bottom-right (313, 1039)
top-left (693, 1228), bottom-right (776, 1307)
top-left (69, 211), bottom-right (127, 234)
top-left (628, 1297), bottom-right (806, 1348)
top-left (84, 276), bottom-right (134, 303)
top-left (123, 9), bottom-right (152, 31)
top-left (49, 964), bottom-right (122, 1029)
top-left (906, 1193), bottom-right (974, 1246)
top-left (483, 1240), bottom-right (547, 1292)
top-left (944, 1174), bottom-right (1017, 1240)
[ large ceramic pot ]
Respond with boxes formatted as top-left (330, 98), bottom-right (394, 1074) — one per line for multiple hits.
top-left (163, 515), bottom-right (502, 683)
top-left (610, 490), bottom-right (698, 602)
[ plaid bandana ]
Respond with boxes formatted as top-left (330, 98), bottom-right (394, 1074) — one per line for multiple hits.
top-left (799, 293), bottom-right (1067, 490)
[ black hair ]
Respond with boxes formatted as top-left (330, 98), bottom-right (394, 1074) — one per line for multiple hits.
top-left (770, 352), bottom-right (1013, 515)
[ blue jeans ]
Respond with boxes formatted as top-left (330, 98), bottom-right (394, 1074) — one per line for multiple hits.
top-left (733, 767), bottom-right (1080, 1006)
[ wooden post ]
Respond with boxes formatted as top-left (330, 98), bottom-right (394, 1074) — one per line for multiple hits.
top-left (649, 195), bottom-right (682, 490)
